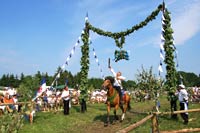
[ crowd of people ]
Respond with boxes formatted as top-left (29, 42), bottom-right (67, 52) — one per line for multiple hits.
top-left (0, 78), bottom-right (199, 125)
top-left (0, 87), bottom-right (18, 113)
top-left (34, 87), bottom-right (81, 113)
top-left (189, 86), bottom-right (200, 102)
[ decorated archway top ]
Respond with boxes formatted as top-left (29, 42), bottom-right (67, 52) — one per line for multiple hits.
top-left (86, 4), bottom-right (163, 49)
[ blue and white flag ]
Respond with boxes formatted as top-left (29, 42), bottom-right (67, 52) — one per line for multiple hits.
top-left (158, 10), bottom-right (166, 76)
top-left (32, 78), bottom-right (46, 101)
top-left (40, 78), bottom-right (46, 93)
top-left (65, 38), bottom-right (81, 65)
top-left (85, 12), bottom-right (89, 22)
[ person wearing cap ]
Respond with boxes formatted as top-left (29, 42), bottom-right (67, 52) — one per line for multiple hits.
top-left (61, 86), bottom-right (70, 115)
top-left (177, 84), bottom-right (189, 124)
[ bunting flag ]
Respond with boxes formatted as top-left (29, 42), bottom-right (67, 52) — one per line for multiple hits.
top-left (171, 34), bottom-right (179, 69)
top-left (90, 39), bottom-right (105, 79)
top-left (65, 38), bottom-right (81, 65)
top-left (85, 12), bottom-right (89, 22)
top-left (158, 12), bottom-right (165, 76)
top-left (158, 61), bottom-right (163, 73)
top-left (160, 49), bottom-right (164, 61)
top-left (171, 28), bottom-right (182, 83)
top-left (50, 36), bottom-right (81, 88)
top-left (50, 14), bottom-right (88, 89)
top-left (40, 78), bottom-right (47, 93)
top-left (32, 78), bottom-right (46, 101)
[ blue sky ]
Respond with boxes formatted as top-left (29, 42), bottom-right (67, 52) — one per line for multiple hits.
top-left (0, 0), bottom-right (199, 80)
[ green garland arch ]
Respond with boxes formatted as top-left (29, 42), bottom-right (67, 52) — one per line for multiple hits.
top-left (79, 2), bottom-right (177, 103)
top-left (88, 4), bottom-right (162, 48)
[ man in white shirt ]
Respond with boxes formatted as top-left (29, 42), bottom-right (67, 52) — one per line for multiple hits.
top-left (61, 86), bottom-right (70, 115)
top-left (177, 84), bottom-right (189, 124)
top-left (109, 66), bottom-right (126, 105)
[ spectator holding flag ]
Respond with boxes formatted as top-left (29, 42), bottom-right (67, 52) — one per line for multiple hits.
top-left (32, 78), bottom-right (46, 101)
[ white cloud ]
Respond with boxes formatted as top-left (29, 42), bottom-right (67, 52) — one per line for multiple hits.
top-left (172, 1), bottom-right (200, 45)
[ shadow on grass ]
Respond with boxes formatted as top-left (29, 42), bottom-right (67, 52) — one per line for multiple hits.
top-left (93, 113), bottom-right (123, 124)
top-left (71, 105), bottom-right (81, 112)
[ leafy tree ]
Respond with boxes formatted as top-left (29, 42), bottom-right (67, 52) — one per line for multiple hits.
top-left (17, 76), bottom-right (40, 101)
top-left (88, 78), bottom-right (103, 90)
top-left (73, 72), bottom-right (82, 89)
top-left (35, 71), bottom-right (42, 82)
top-left (57, 70), bottom-right (74, 87)
top-left (177, 71), bottom-right (200, 87)
top-left (123, 80), bottom-right (137, 91)
top-left (20, 73), bottom-right (25, 81)
top-left (135, 66), bottom-right (162, 99)
top-left (0, 74), bottom-right (8, 86)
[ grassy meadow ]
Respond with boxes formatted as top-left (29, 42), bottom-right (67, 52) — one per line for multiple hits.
top-left (19, 95), bottom-right (200, 133)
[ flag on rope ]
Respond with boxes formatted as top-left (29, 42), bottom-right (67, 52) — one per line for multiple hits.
top-left (158, 12), bottom-right (166, 76)
top-left (39, 78), bottom-right (46, 94)
top-left (160, 49), bottom-right (164, 61)
top-left (158, 61), bottom-right (163, 73)
top-left (85, 12), bottom-right (89, 22)
top-left (56, 72), bottom-right (60, 79)
top-left (171, 34), bottom-right (179, 69)
top-left (50, 36), bottom-right (81, 88)
top-left (32, 78), bottom-right (46, 101)
top-left (92, 47), bottom-right (105, 79)
top-left (65, 38), bottom-right (81, 65)
top-left (90, 38), bottom-right (104, 79)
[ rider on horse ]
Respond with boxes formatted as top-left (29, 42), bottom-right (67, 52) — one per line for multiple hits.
top-left (109, 65), bottom-right (126, 106)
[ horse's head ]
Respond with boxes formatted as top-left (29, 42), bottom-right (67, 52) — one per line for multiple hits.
top-left (102, 76), bottom-right (114, 90)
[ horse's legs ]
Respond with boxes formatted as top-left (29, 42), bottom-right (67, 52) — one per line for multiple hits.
top-left (113, 105), bottom-right (119, 121)
top-left (120, 101), bottom-right (126, 122)
top-left (105, 104), bottom-right (111, 126)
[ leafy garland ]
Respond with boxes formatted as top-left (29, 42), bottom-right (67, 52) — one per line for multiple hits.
top-left (163, 9), bottom-right (177, 92)
top-left (88, 4), bottom-right (163, 49)
top-left (79, 22), bottom-right (90, 100)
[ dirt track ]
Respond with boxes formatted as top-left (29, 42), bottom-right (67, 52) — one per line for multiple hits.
top-left (77, 112), bottom-right (136, 133)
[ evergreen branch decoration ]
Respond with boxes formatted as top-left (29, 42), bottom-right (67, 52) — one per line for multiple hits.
top-left (163, 9), bottom-right (177, 91)
top-left (80, 23), bottom-right (90, 100)
top-left (114, 36), bottom-right (125, 49)
top-left (88, 4), bottom-right (163, 49)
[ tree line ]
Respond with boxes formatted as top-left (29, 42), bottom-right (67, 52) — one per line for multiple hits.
top-left (0, 68), bottom-right (199, 101)
top-left (0, 70), bottom-right (199, 90)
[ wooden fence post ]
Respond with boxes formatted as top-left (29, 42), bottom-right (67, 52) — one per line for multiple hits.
top-left (152, 113), bottom-right (159, 133)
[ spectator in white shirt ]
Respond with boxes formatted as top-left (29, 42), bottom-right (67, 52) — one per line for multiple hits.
top-left (177, 84), bottom-right (189, 124)
top-left (61, 86), bottom-right (70, 115)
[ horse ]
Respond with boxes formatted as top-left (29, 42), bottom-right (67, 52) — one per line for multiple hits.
top-left (102, 77), bottom-right (131, 126)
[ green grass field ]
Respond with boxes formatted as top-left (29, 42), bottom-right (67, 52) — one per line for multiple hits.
top-left (19, 95), bottom-right (200, 133)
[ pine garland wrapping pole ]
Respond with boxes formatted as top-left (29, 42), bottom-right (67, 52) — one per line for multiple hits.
top-left (79, 15), bottom-right (90, 113)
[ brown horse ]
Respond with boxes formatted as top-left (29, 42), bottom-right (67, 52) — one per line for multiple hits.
top-left (102, 77), bottom-right (131, 126)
